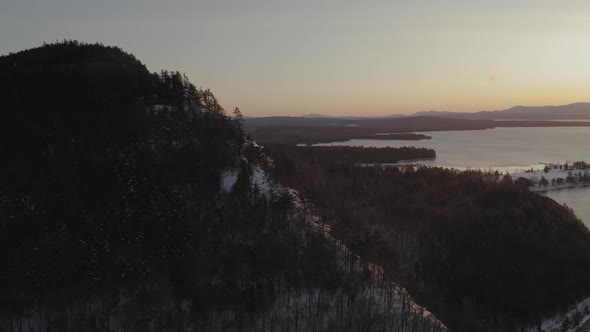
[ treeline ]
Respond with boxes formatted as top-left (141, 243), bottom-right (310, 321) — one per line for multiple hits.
top-left (354, 133), bottom-right (432, 141)
top-left (0, 42), bottom-right (445, 331)
top-left (267, 145), bottom-right (590, 331)
top-left (266, 144), bottom-right (434, 167)
top-left (520, 171), bottom-right (590, 188)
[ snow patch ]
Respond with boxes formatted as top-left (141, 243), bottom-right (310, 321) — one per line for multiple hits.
top-left (525, 297), bottom-right (590, 332)
top-left (512, 168), bottom-right (583, 182)
top-left (251, 167), bottom-right (271, 195)
top-left (220, 168), bottom-right (239, 192)
top-left (510, 168), bottom-right (590, 192)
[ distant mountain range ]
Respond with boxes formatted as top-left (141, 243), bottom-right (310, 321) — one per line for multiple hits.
top-left (300, 113), bottom-right (406, 120)
top-left (245, 102), bottom-right (590, 129)
top-left (292, 102), bottom-right (590, 121)
top-left (411, 102), bottom-right (590, 120)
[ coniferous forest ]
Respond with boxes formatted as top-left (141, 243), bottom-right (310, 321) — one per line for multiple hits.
top-left (1, 42), bottom-right (590, 332)
top-left (267, 146), bottom-right (590, 331)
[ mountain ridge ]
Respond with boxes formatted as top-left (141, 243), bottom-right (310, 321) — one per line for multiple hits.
top-left (279, 102), bottom-right (590, 120)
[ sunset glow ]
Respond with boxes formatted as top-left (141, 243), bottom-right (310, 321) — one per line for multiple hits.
top-left (3, 0), bottom-right (590, 116)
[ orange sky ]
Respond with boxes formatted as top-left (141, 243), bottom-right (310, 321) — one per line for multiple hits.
top-left (2, 1), bottom-right (590, 116)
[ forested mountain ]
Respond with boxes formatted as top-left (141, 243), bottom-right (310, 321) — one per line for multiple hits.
top-left (3, 41), bottom-right (589, 332)
top-left (0, 42), bottom-right (445, 331)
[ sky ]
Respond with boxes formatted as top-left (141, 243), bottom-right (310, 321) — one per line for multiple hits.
top-left (2, 0), bottom-right (590, 117)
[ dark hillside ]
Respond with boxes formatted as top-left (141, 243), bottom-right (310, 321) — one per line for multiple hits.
top-left (268, 146), bottom-right (590, 331)
top-left (0, 42), bottom-right (445, 331)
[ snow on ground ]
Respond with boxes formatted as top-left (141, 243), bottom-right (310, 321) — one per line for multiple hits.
top-left (512, 168), bottom-right (586, 181)
top-left (220, 166), bottom-right (271, 196)
top-left (251, 166), bottom-right (271, 195)
top-left (279, 184), bottom-right (447, 330)
top-left (514, 167), bottom-right (590, 332)
top-left (510, 168), bottom-right (590, 192)
top-left (525, 297), bottom-right (590, 332)
top-left (220, 168), bottom-right (239, 192)
top-left (226, 140), bottom-right (446, 329)
top-left (529, 183), bottom-right (590, 193)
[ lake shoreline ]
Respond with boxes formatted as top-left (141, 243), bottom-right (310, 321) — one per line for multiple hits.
top-left (530, 183), bottom-right (590, 193)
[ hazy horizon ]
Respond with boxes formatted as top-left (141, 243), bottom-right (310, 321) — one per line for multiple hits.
top-left (245, 101), bottom-right (590, 118)
top-left (3, 0), bottom-right (590, 117)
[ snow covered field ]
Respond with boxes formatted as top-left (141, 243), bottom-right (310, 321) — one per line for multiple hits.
top-left (511, 167), bottom-right (590, 192)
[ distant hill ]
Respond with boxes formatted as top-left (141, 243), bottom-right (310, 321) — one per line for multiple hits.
top-left (245, 114), bottom-right (494, 129)
top-left (245, 102), bottom-right (590, 141)
top-left (245, 116), bottom-right (496, 144)
top-left (411, 102), bottom-right (590, 120)
top-left (263, 102), bottom-right (590, 123)
top-left (245, 104), bottom-right (590, 144)
top-left (299, 113), bottom-right (407, 120)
